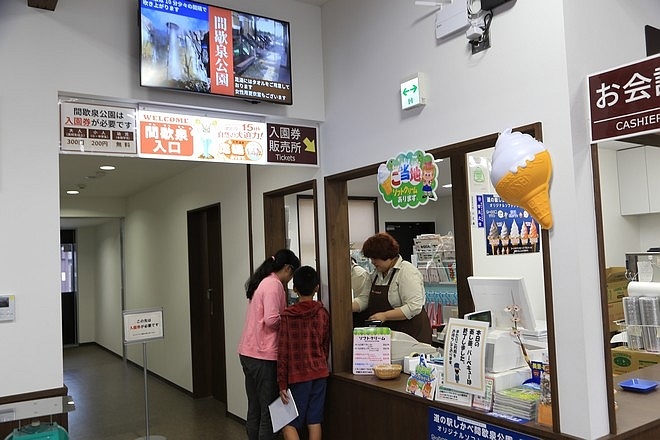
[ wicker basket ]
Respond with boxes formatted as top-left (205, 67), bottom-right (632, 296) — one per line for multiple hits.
top-left (373, 363), bottom-right (402, 380)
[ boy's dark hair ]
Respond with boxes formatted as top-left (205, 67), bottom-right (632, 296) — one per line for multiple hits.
top-left (293, 266), bottom-right (319, 296)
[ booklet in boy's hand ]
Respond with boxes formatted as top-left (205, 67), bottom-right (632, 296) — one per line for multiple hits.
top-left (268, 389), bottom-right (299, 432)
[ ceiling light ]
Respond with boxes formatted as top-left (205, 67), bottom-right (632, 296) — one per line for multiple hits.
top-left (442, 183), bottom-right (452, 188)
top-left (100, 165), bottom-right (116, 171)
top-left (66, 190), bottom-right (80, 195)
top-left (415, 1), bottom-right (448, 6)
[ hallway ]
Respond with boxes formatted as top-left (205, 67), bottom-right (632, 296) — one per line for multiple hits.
top-left (64, 344), bottom-right (248, 440)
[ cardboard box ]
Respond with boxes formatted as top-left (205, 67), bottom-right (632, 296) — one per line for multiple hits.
top-left (611, 346), bottom-right (660, 374)
top-left (608, 300), bottom-right (625, 332)
top-left (606, 280), bottom-right (629, 303)
top-left (606, 267), bottom-right (627, 283)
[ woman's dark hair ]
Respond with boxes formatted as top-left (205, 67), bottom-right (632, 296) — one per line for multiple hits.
top-left (361, 232), bottom-right (400, 260)
top-left (244, 248), bottom-right (300, 300)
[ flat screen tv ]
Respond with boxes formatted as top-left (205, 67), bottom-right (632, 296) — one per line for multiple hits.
top-left (140, 0), bottom-right (292, 105)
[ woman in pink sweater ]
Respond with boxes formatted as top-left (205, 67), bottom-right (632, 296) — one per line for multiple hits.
top-left (238, 249), bottom-right (300, 440)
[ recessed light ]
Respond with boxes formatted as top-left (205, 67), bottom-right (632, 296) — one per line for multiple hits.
top-left (66, 190), bottom-right (80, 195)
top-left (100, 165), bottom-right (116, 171)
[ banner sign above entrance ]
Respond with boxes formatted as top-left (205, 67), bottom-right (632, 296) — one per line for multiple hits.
top-left (138, 109), bottom-right (268, 164)
top-left (60, 101), bottom-right (137, 154)
top-left (267, 123), bottom-right (318, 165)
top-left (59, 96), bottom-right (319, 167)
top-left (588, 54), bottom-right (660, 143)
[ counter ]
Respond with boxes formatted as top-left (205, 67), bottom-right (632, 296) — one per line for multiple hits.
top-left (325, 365), bottom-right (660, 440)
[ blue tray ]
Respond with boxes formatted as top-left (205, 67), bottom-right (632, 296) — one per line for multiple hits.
top-left (618, 378), bottom-right (658, 393)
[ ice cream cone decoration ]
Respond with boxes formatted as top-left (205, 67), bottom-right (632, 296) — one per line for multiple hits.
top-left (491, 129), bottom-right (553, 229)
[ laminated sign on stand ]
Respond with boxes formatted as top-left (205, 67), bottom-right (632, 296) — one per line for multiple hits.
top-left (123, 307), bottom-right (166, 440)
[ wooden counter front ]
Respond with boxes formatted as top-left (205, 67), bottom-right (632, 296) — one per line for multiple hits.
top-left (324, 372), bottom-right (562, 440)
top-left (325, 367), bottom-right (660, 440)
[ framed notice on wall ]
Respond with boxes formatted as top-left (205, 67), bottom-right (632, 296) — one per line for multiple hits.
top-left (123, 307), bottom-right (164, 345)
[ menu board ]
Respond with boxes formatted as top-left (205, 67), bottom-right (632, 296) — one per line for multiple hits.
top-left (352, 327), bottom-right (391, 375)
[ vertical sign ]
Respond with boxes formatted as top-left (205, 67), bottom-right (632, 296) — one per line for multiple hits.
top-left (209, 7), bottom-right (234, 96)
top-left (352, 327), bottom-right (391, 375)
top-left (442, 318), bottom-right (488, 395)
top-left (588, 54), bottom-right (660, 142)
top-left (60, 101), bottom-right (137, 154)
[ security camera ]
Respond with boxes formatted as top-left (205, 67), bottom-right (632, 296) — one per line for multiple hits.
top-left (466, 25), bottom-right (484, 41)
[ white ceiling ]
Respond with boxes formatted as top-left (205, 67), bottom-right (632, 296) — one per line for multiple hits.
top-left (295, 0), bottom-right (330, 5)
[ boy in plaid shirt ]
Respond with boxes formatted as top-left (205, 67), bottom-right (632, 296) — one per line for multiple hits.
top-left (277, 266), bottom-right (330, 440)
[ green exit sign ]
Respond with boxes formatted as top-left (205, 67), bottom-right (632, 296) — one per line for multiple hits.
top-left (400, 73), bottom-right (426, 110)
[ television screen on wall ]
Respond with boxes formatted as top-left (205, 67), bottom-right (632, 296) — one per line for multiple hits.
top-left (140, 0), bottom-right (292, 105)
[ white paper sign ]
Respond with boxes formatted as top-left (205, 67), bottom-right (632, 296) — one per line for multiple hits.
top-left (442, 318), bottom-right (488, 394)
top-left (352, 327), bottom-right (391, 374)
top-left (123, 307), bottom-right (164, 344)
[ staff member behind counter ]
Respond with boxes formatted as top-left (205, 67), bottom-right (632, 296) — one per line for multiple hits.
top-left (354, 232), bottom-right (432, 344)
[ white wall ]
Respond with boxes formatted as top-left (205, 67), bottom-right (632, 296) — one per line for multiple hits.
top-left (317, 0), bottom-right (657, 437)
top-left (0, 0), bottom-right (324, 409)
top-left (94, 220), bottom-right (124, 354)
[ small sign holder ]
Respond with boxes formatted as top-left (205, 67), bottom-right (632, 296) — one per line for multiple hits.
top-left (123, 307), bottom-right (166, 440)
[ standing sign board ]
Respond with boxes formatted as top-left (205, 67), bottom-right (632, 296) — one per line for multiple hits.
top-left (588, 54), bottom-right (660, 142)
top-left (442, 318), bottom-right (488, 395)
top-left (352, 327), bottom-right (391, 375)
top-left (123, 308), bottom-right (164, 345)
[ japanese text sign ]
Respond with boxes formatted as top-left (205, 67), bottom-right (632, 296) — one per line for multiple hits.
top-left (138, 109), bottom-right (267, 164)
top-left (443, 318), bottom-right (488, 395)
top-left (60, 101), bottom-right (137, 154)
top-left (378, 150), bottom-right (438, 209)
top-left (352, 327), bottom-right (391, 375)
top-left (266, 123), bottom-right (318, 165)
top-left (588, 54), bottom-right (660, 142)
top-left (428, 407), bottom-right (541, 440)
top-left (481, 194), bottom-right (540, 256)
top-left (123, 307), bottom-right (164, 344)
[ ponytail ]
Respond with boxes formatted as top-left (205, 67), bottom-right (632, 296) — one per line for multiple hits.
top-left (244, 249), bottom-right (300, 300)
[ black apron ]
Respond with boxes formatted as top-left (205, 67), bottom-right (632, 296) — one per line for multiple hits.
top-left (367, 268), bottom-right (432, 344)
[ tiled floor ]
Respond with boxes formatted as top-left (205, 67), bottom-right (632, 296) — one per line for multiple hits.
top-left (63, 344), bottom-right (248, 440)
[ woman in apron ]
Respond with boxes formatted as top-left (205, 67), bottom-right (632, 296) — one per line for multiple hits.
top-left (361, 232), bottom-right (432, 344)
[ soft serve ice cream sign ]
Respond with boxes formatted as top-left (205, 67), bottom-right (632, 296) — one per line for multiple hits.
top-left (377, 150), bottom-right (438, 209)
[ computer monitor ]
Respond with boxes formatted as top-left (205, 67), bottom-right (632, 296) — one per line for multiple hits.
top-left (467, 276), bottom-right (539, 332)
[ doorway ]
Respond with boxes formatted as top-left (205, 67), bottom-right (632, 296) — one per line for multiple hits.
top-left (188, 203), bottom-right (226, 402)
top-left (61, 229), bottom-right (77, 347)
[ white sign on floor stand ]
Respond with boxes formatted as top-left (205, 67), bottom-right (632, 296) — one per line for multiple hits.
top-left (123, 307), bottom-right (166, 440)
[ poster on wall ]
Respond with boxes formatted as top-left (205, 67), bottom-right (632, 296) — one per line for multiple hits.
top-left (377, 150), bottom-right (438, 209)
top-left (138, 108), bottom-right (268, 164)
top-left (479, 194), bottom-right (540, 256)
top-left (60, 100), bottom-right (137, 155)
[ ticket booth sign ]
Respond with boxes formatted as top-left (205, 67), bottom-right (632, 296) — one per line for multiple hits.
top-left (588, 54), bottom-right (660, 142)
